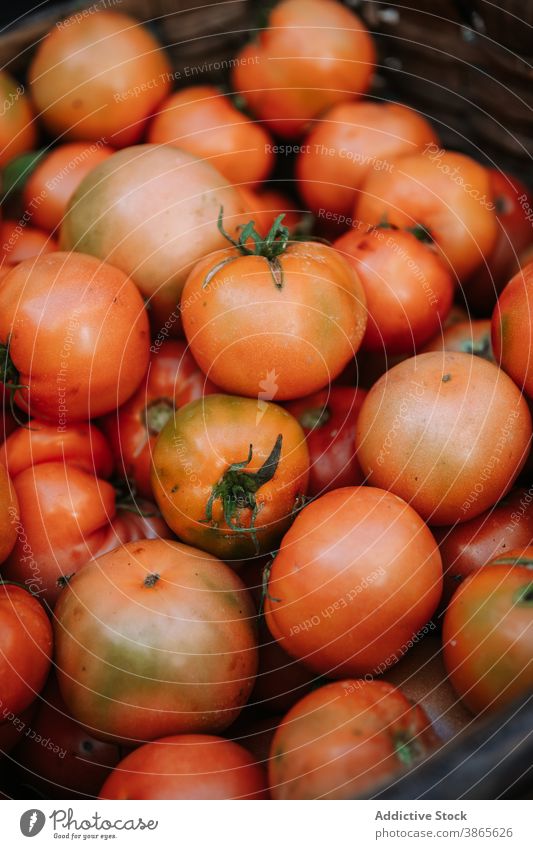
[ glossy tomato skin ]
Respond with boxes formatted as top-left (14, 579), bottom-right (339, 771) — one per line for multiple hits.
top-left (54, 539), bottom-right (258, 743)
top-left (285, 385), bottom-right (367, 496)
top-left (434, 489), bottom-right (533, 606)
top-left (92, 499), bottom-right (173, 559)
top-left (355, 151), bottom-right (497, 281)
top-left (14, 676), bottom-right (127, 799)
top-left (181, 240), bottom-right (367, 400)
top-left (466, 170), bottom-right (533, 316)
top-left (148, 86), bottom-right (274, 187)
top-left (421, 319), bottom-right (494, 362)
top-left (0, 70), bottom-right (36, 167)
top-left (103, 340), bottom-right (215, 500)
top-left (152, 395), bottom-right (309, 561)
top-left (22, 142), bottom-right (114, 233)
top-left (60, 145), bottom-right (248, 333)
top-left (29, 11), bottom-right (171, 146)
top-left (265, 486), bottom-right (442, 677)
top-left (0, 584), bottom-right (53, 716)
top-left (334, 227), bottom-right (454, 354)
top-left (443, 564), bottom-right (533, 714)
top-left (100, 734), bottom-right (267, 800)
top-left (2, 462), bottom-right (116, 604)
top-left (492, 262), bottom-right (533, 398)
top-left (0, 421), bottom-right (113, 480)
top-left (0, 463), bottom-right (19, 564)
top-left (269, 679), bottom-right (437, 799)
top-left (0, 252), bottom-right (149, 424)
top-left (356, 352), bottom-right (532, 525)
top-left (297, 101), bottom-right (438, 218)
top-left (232, 0), bottom-right (375, 139)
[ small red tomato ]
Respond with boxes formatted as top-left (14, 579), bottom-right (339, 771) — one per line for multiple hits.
top-left (422, 319), bottom-right (494, 362)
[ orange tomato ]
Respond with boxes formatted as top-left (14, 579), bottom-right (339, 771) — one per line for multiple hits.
top-left (0, 463), bottom-right (18, 564)
top-left (148, 86), bottom-right (274, 187)
top-left (0, 70), bottom-right (36, 167)
top-left (29, 11), bottom-right (171, 146)
top-left (422, 319), bottom-right (494, 362)
top-left (492, 262), bottom-right (533, 398)
top-left (0, 220), bottom-right (56, 266)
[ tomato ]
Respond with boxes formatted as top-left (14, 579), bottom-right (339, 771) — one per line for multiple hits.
top-left (232, 0), bottom-right (375, 139)
top-left (148, 86), bottom-right (274, 187)
top-left (421, 319), bottom-right (494, 362)
top-left (238, 186), bottom-right (302, 238)
top-left (0, 70), bottom-right (36, 168)
top-left (100, 734), bottom-right (267, 799)
top-left (443, 563), bottom-right (533, 714)
top-left (356, 352), bottom-right (532, 525)
top-left (492, 262), bottom-right (533, 399)
top-left (384, 636), bottom-right (472, 742)
top-left (0, 252), bottom-right (149, 424)
top-left (151, 394), bottom-right (309, 560)
top-left (14, 676), bottom-right (126, 799)
top-left (29, 11), bottom-right (171, 146)
top-left (21, 142), bottom-right (114, 233)
top-left (269, 679), bottom-right (437, 799)
top-left (0, 420), bottom-right (113, 479)
top-left (297, 102), bottom-right (438, 219)
top-left (181, 215), bottom-right (367, 400)
top-left (334, 226), bottom-right (454, 354)
top-left (54, 538), bottom-right (258, 743)
top-left (60, 144), bottom-right (247, 332)
top-left (466, 170), bottom-right (533, 315)
top-left (285, 385), bottom-right (367, 496)
top-left (93, 498), bottom-right (173, 559)
top-left (2, 462), bottom-right (116, 604)
top-left (103, 340), bottom-right (214, 500)
top-left (0, 463), bottom-right (18, 564)
top-left (355, 150), bottom-right (497, 280)
top-left (250, 619), bottom-right (316, 714)
top-left (0, 583), bottom-right (52, 716)
top-left (0, 220), bottom-right (56, 266)
top-left (265, 486), bottom-right (442, 677)
top-left (434, 489), bottom-right (533, 606)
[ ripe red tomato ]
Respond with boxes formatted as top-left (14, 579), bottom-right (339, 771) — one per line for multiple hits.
top-left (232, 0), bottom-right (375, 138)
top-left (434, 489), bottom-right (533, 606)
top-left (422, 319), bottom-right (494, 362)
top-left (103, 340), bottom-right (215, 500)
top-left (297, 101), bottom-right (438, 219)
top-left (285, 385), bottom-right (367, 496)
top-left (2, 462), bottom-right (116, 604)
top-left (492, 262), bottom-right (533, 398)
top-left (148, 86), bottom-right (274, 187)
top-left (0, 583), bottom-right (52, 716)
top-left (334, 226), bottom-right (454, 354)
top-left (356, 352), bottom-right (532, 525)
top-left (181, 217), bottom-right (367, 400)
top-left (269, 679), bottom-right (437, 799)
top-left (55, 539), bottom-right (258, 743)
top-left (265, 486), bottom-right (442, 677)
top-left (29, 11), bottom-right (171, 146)
top-left (443, 563), bottom-right (533, 714)
top-left (151, 394), bottom-right (309, 560)
top-left (0, 463), bottom-right (19, 564)
top-left (355, 151), bottom-right (497, 281)
top-left (100, 734), bottom-right (268, 799)
top-left (0, 252), bottom-right (149, 424)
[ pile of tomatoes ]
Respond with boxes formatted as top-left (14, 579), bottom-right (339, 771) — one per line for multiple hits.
top-left (0, 0), bottom-right (532, 801)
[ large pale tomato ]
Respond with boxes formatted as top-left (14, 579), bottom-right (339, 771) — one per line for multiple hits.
top-left (356, 352), bottom-right (532, 525)
top-left (151, 394), bottom-right (309, 561)
top-left (269, 680), bottom-right (437, 799)
top-left (55, 539), bottom-right (258, 743)
top-left (0, 252), bottom-right (149, 424)
top-left (265, 486), bottom-right (442, 677)
top-left (181, 216), bottom-right (367, 400)
top-left (100, 734), bottom-right (267, 799)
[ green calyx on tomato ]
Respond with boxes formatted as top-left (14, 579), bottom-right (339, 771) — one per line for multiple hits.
top-left (460, 333), bottom-right (492, 361)
top-left (514, 582), bottom-right (533, 606)
top-left (144, 573), bottom-right (160, 588)
top-left (144, 398), bottom-right (174, 436)
top-left (0, 336), bottom-right (29, 427)
top-left (298, 405), bottom-right (331, 431)
top-left (205, 433), bottom-right (283, 539)
top-left (393, 730), bottom-right (422, 767)
top-left (377, 215), bottom-right (434, 244)
top-left (204, 207), bottom-right (291, 290)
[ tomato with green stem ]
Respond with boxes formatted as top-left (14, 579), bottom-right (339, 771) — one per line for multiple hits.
top-left (151, 394), bottom-right (309, 561)
top-left (421, 319), bottom-right (494, 362)
top-left (269, 679), bottom-right (437, 799)
top-left (181, 211), bottom-right (367, 400)
top-left (443, 563), bottom-right (533, 714)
